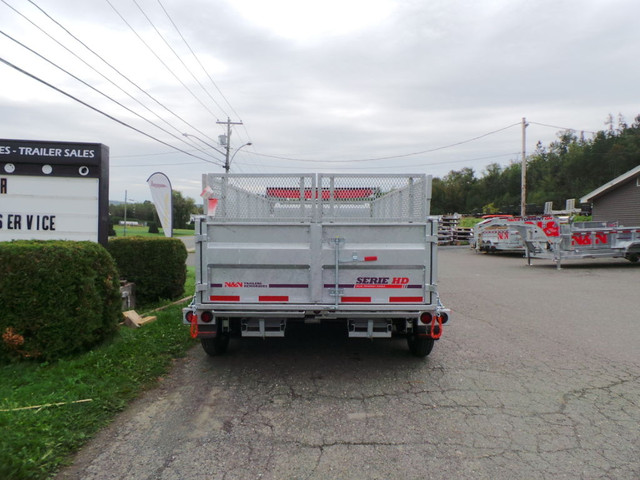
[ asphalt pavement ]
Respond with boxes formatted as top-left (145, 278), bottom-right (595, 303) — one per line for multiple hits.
top-left (56, 246), bottom-right (640, 480)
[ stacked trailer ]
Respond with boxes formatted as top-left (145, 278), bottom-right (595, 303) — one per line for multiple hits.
top-left (184, 174), bottom-right (451, 357)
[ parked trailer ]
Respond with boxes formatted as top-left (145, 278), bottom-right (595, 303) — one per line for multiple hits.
top-left (472, 215), bottom-right (522, 253)
top-left (183, 174), bottom-right (451, 357)
top-left (496, 217), bottom-right (640, 268)
top-left (473, 215), bottom-right (562, 253)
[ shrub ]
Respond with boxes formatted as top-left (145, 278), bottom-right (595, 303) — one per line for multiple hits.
top-left (0, 241), bottom-right (121, 363)
top-left (107, 237), bottom-right (187, 305)
top-left (148, 221), bottom-right (159, 234)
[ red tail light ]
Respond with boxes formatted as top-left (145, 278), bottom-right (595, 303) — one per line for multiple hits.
top-left (185, 311), bottom-right (196, 323)
top-left (440, 312), bottom-right (449, 324)
top-left (419, 312), bottom-right (432, 324)
top-left (201, 311), bottom-right (214, 323)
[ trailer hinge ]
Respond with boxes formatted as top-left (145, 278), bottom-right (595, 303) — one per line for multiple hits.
top-left (426, 235), bottom-right (438, 243)
top-left (195, 234), bottom-right (207, 243)
top-left (196, 283), bottom-right (208, 292)
top-left (426, 284), bottom-right (437, 292)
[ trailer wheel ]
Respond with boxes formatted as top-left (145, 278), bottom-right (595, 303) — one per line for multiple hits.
top-left (407, 334), bottom-right (434, 357)
top-left (625, 253), bottom-right (639, 263)
top-left (201, 334), bottom-right (230, 356)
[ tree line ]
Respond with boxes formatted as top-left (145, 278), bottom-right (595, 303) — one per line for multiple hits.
top-left (109, 190), bottom-right (200, 229)
top-left (431, 114), bottom-right (640, 215)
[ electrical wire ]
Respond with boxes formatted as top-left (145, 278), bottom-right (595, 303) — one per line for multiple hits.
top-left (0, 30), bottom-right (223, 163)
top-left (529, 121), bottom-right (596, 134)
top-left (0, 56), bottom-right (225, 166)
top-left (17, 0), bottom-right (220, 149)
top-left (234, 151), bottom-right (521, 171)
top-left (132, 0), bottom-right (229, 118)
top-left (111, 161), bottom-right (203, 167)
top-left (156, 0), bottom-right (255, 150)
top-left (105, 0), bottom-right (221, 122)
top-left (156, 0), bottom-right (242, 123)
top-left (247, 123), bottom-right (522, 163)
top-left (12, 0), bottom-right (254, 167)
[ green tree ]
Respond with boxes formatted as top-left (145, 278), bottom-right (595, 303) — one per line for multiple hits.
top-left (172, 190), bottom-right (199, 229)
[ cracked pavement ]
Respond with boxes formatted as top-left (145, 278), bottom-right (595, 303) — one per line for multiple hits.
top-left (56, 248), bottom-right (640, 480)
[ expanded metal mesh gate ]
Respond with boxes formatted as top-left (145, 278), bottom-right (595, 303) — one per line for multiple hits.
top-left (202, 173), bottom-right (431, 222)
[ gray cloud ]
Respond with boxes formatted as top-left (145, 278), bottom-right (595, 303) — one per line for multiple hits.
top-left (1, 0), bottom-right (638, 201)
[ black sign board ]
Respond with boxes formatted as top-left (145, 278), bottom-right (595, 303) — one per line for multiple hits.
top-left (0, 139), bottom-right (110, 245)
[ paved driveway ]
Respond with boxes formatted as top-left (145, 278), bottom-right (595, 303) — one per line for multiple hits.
top-left (57, 247), bottom-right (640, 480)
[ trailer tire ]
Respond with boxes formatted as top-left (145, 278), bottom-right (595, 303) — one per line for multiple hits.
top-left (625, 253), bottom-right (639, 263)
top-left (407, 334), bottom-right (434, 357)
top-left (201, 334), bottom-right (230, 356)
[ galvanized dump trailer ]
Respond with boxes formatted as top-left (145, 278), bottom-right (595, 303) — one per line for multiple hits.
top-left (183, 174), bottom-right (450, 357)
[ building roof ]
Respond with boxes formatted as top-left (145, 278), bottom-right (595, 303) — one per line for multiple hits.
top-left (580, 164), bottom-right (640, 203)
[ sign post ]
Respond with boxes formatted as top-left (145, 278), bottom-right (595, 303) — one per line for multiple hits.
top-left (0, 139), bottom-right (110, 245)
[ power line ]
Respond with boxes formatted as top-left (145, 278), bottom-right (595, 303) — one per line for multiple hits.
top-left (235, 152), bottom-right (521, 171)
top-left (0, 56), bottom-right (225, 166)
top-left (112, 161), bottom-right (203, 167)
top-left (155, 0), bottom-right (256, 148)
top-left (529, 121), bottom-right (596, 134)
top-left (0, 29), bottom-right (223, 163)
top-left (248, 123), bottom-right (522, 163)
top-left (132, 0), bottom-right (229, 118)
top-left (15, 0), bottom-right (220, 151)
top-left (105, 0), bottom-right (221, 122)
top-left (156, 0), bottom-right (241, 122)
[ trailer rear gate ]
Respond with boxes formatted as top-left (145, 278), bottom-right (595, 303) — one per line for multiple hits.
top-left (186, 174), bottom-right (450, 356)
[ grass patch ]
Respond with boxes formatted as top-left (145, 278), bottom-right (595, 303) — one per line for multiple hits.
top-left (0, 267), bottom-right (197, 480)
top-left (111, 225), bottom-right (194, 238)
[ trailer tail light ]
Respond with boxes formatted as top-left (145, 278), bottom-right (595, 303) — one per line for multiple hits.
top-left (364, 256), bottom-right (378, 262)
top-left (440, 312), bottom-right (449, 324)
top-left (185, 311), bottom-right (196, 324)
top-left (201, 311), bottom-right (214, 323)
top-left (419, 312), bottom-right (432, 324)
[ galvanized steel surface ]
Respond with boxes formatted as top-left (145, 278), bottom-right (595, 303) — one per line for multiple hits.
top-left (201, 173), bottom-right (431, 222)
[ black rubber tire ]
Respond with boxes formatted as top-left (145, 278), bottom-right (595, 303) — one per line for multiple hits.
top-left (407, 334), bottom-right (435, 357)
top-left (201, 334), bottom-right (230, 356)
top-left (625, 253), bottom-right (639, 263)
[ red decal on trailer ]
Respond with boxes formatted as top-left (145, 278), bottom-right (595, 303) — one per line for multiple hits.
top-left (595, 233), bottom-right (608, 244)
top-left (225, 282), bottom-right (244, 288)
top-left (341, 296), bottom-right (371, 303)
top-left (389, 296), bottom-right (424, 303)
top-left (572, 234), bottom-right (591, 246)
top-left (259, 295), bottom-right (289, 302)
top-left (355, 284), bottom-right (403, 289)
top-left (210, 295), bottom-right (240, 302)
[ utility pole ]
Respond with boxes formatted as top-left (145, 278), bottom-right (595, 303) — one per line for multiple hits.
top-left (216, 117), bottom-right (243, 172)
top-left (520, 117), bottom-right (529, 217)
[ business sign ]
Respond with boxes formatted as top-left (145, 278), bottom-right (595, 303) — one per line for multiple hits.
top-left (0, 139), bottom-right (109, 245)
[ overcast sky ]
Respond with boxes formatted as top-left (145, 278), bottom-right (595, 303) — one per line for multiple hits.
top-left (1, 0), bottom-right (639, 202)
